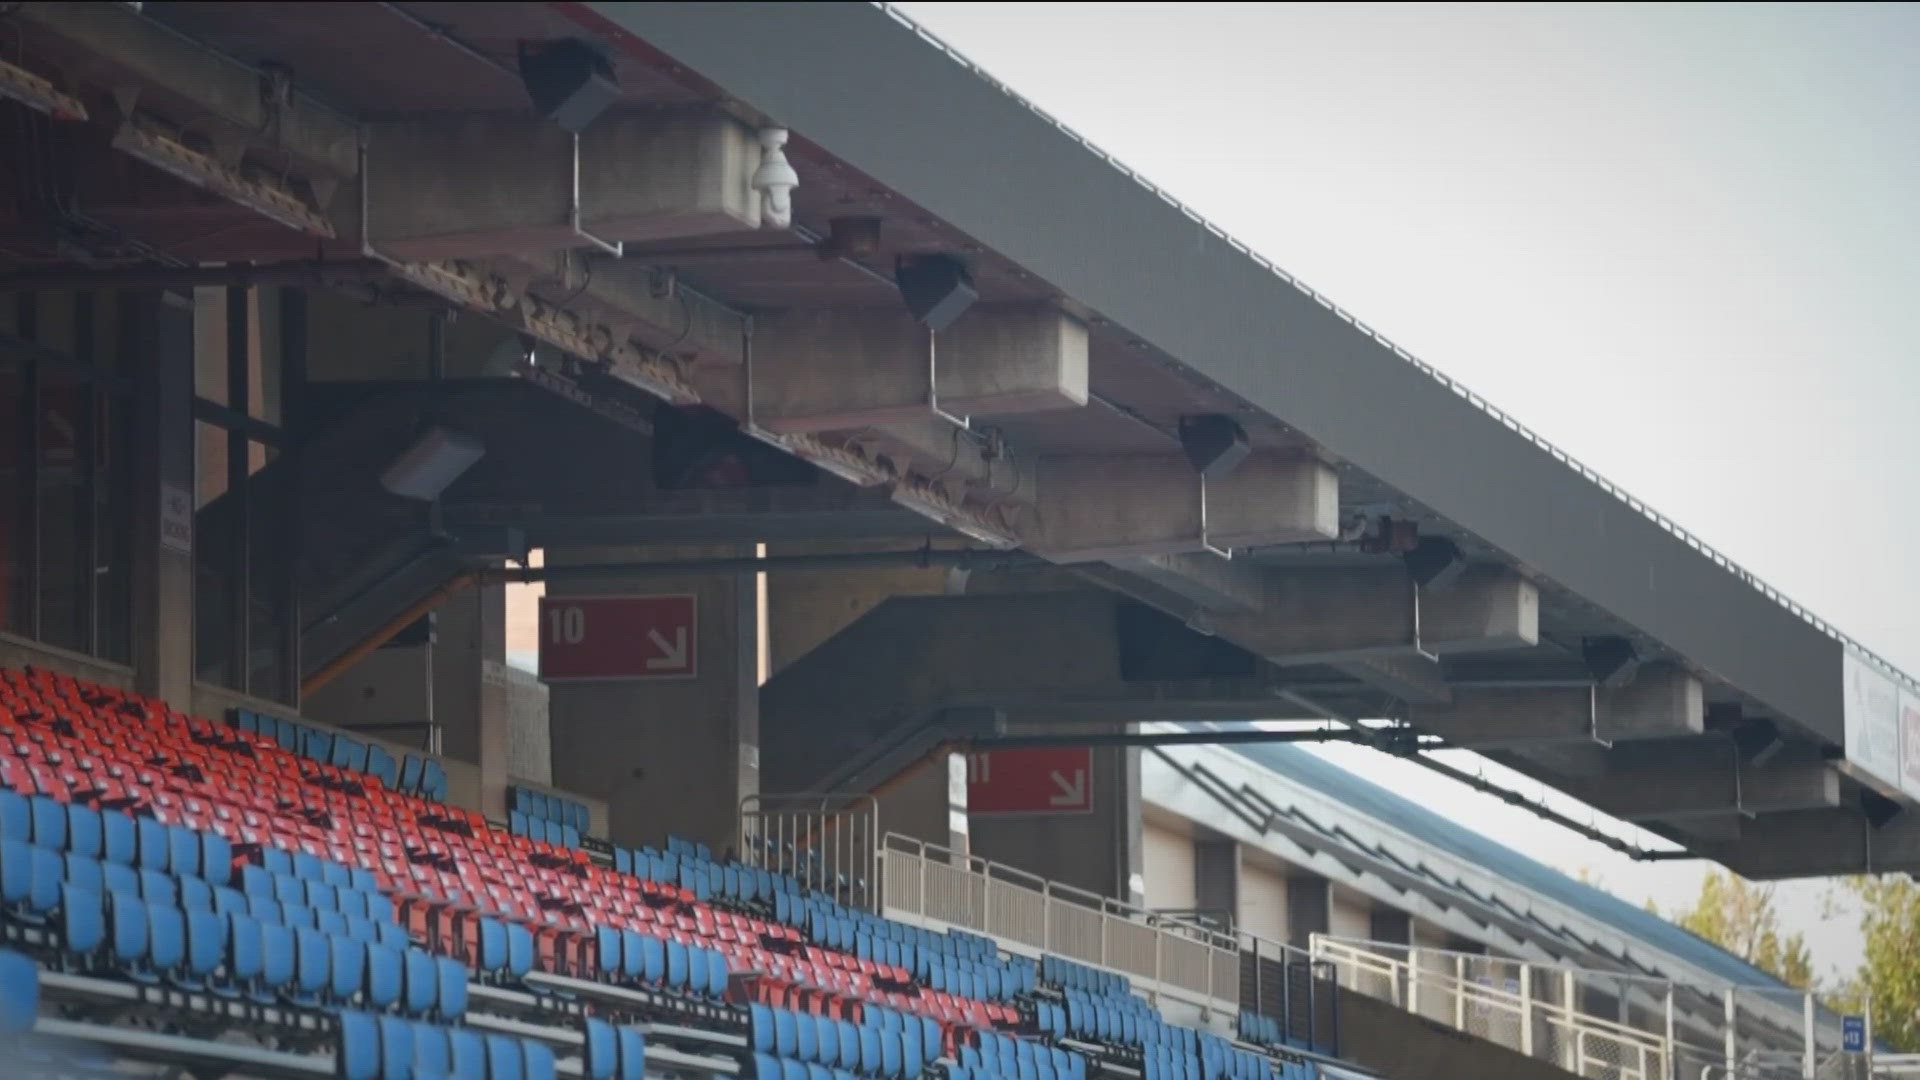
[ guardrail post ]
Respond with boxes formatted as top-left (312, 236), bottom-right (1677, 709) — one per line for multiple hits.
top-left (1724, 986), bottom-right (1737, 1077)
top-left (1803, 990), bottom-right (1815, 1080)
top-left (1563, 968), bottom-right (1578, 1072)
top-left (1520, 964), bottom-right (1535, 1057)
top-left (1454, 955), bottom-right (1466, 1030)
top-left (1665, 984), bottom-right (1676, 1080)
top-left (1407, 948), bottom-right (1421, 1018)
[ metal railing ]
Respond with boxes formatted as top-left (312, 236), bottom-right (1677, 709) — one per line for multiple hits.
top-left (739, 794), bottom-right (882, 912)
top-left (1312, 934), bottom-right (1670, 1080)
top-left (876, 832), bottom-right (1240, 1009)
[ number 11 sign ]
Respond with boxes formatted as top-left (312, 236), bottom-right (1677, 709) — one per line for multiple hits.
top-left (538, 595), bottom-right (698, 681)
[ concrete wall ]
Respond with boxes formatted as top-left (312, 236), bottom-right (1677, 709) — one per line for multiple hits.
top-left (1336, 986), bottom-right (1584, 1080)
top-left (1142, 815), bottom-right (1197, 911)
top-left (1240, 855), bottom-right (1290, 945)
top-left (0, 633), bottom-right (135, 692)
top-left (545, 543), bottom-right (759, 856)
top-left (1330, 883), bottom-right (1373, 940)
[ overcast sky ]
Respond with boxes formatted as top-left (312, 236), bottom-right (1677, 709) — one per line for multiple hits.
top-left (885, 0), bottom-right (1920, 986)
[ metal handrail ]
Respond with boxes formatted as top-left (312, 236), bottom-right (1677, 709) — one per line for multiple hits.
top-left (1312, 934), bottom-right (1668, 1080)
top-left (875, 831), bottom-right (1239, 1007)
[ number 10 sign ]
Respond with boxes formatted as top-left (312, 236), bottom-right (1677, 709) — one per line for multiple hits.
top-left (538, 595), bottom-right (698, 681)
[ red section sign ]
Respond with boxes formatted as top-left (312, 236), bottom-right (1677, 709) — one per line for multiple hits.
top-left (538, 595), bottom-right (697, 681)
top-left (966, 748), bottom-right (1093, 815)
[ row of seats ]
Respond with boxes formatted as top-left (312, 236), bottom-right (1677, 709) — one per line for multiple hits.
top-left (956, 1028), bottom-right (1089, 1080)
top-left (1058, 987), bottom-right (1163, 1048)
top-left (337, 1011), bottom-right (646, 1080)
top-left (506, 812), bottom-right (582, 851)
top-left (749, 1005), bottom-right (936, 1079)
top-left (508, 786), bottom-right (591, 834)
top-left (232, 708), bottom-right (449, 804)
top-left (1041, 954), bottom-right (1128, 998)
top-left (589, 924), bottom-right (731, 998)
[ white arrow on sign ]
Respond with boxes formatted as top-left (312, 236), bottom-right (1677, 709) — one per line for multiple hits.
top-left (1048, 769), bottom-right (1086, 807)
top-left (646, 627), bottom-right (689, 671)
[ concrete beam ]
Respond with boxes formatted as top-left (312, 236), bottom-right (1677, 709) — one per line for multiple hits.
top-left (1330, 654), bottom-right (1452, 707)
top-left (1577, 744), bottom-right (1842, 820)
top-left (1110, 552), bottom-right (1270, 614)
top-left (1595, 662), bottom-right (1703, 741)
top-left (1210, 565), bottom-right (1535, 667)
top-left (366, 114), bottom-right (763, 259)
top-left (750, 306), bottom-right (1087, 433)
top-left (1418, 567), bottom-right (1539, 653)
top-left (935, 304), bottom-right (1089, 417)
top-left (1409, 686), bottom-right (1595, 748)
top-left (17, 1), bottom-right (359, 179)
top-left (1030, 452), bottom-right (1337, 562)
top-left (1702, 807), bottom-right (1920, 879)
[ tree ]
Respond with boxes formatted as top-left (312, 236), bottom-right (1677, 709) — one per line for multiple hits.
top-left (1828, 876), bottom-right (1920, 1052)
top-left (1671, 871), bottom-right (1814, 990)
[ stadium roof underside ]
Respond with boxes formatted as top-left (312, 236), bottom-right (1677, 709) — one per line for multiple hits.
top-left (4, 0), bottom-right (1916, 877)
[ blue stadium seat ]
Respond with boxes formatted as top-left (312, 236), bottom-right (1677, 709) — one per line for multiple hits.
top-left (836, 1021), bottom-right (859, 1069)
top-left (0, 839), bottom-right (28, 908)
top-left (28, 795), bottom-right (64, 851)
top-left (0, 791), bottom-right (27, 842)
top-left (179, 875), bottom-right (212, 913)
top-left (583, 1018), bottom-right (617, 1080)
top-left (523, 1039), bottom-right (556, 1080)
top-left (664, 940), bottom-right (687, 990)
top-left (616, 1028), bottom-right (645, 1080)
top-left (595, 926), bottom-right (621, 978)
top-left (505, 923), bottom-right (533, 979)
top-left (450, 1028), bottom-right (486, 1080)
top-left (487, 1034), bottom-right (523, 1080)
top-left (100, 811), bottom-right (133, 866)
top-left (379, 1014), bottom-right (414, 1080)
top-left (134, 816), bottom-right (168, 873)
top-left (292, 926), bottom-right (330, 1001)
top-left (147, 902), bottom-right (185, 975)
top-left (859, 1025), bottom-right (881, 1076)
top-left (755, 1053), bottom-right (782, 1080)
top-left (415, 1022), bottom-right (452, 1080)
top-left (399, 756), bottom-right (423, 795)
top-left (0, 950), bottom-right (32, 1037)
top-left (437, 956), bottom-right (468, 1019)
top-left (367, 745), bottom-right (398, 790)
top-left (477, 919), bottom-right (507, 974)
top-left (60, 883), bottom-right (104, 954)
top-left (706, 948), bottom-right (729, 999)
top-left (262, 848), bottom-right (292, 876)
top-left (784, 1058), bottom-right (808, 1080)
top-left (636, 933), bottom-right (664, 985)
top-left (292, 851), bottom-right (322, 883)
top-left (338, 1011), bottom-right (381, 1080)
top-left (367, 944), bottom-right (403, 1010)
top-left (107, 890), bottom-right (148, 975)
top-left (139, 869), bottom-right (176, 906)
top-left (331, 936), bottom-right (365, 1001)
top-left (814, 1017), bottom-right (838, 1065)
top-left (404, 947), bottom-right (438, 1016)
top-left (63, 852), bottom-right (102, 896)
top-left (181, 908), bottom-right (225, 984)
top-left (796, 1008), bottom-right (819, 1062)
top-left (259, 922), bottom-right (295, 999)
top-left (65, 804), bottom-right (101, 860)
top-left (167, 825), bottom-right (200, 878)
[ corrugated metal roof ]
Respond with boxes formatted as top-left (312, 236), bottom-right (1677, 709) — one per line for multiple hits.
top-left (1221, 740), bottom-right (1792, 990)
